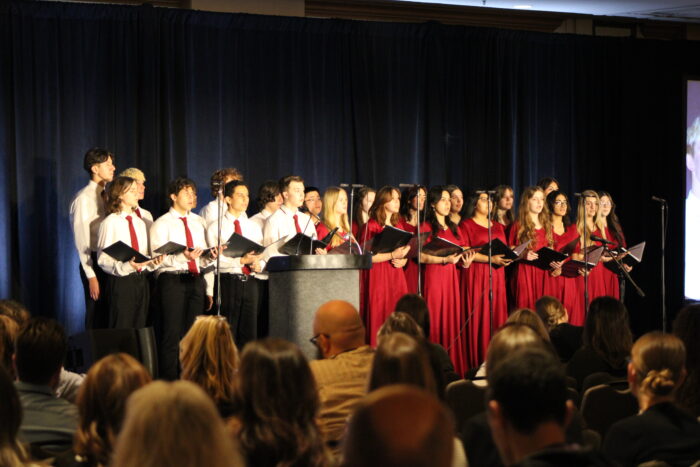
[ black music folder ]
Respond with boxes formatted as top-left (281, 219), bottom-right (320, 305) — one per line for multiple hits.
top-left (279, 233), bottom-right (327, 256)
top-left (153, 241), bottom-right (188, 255)
top-left (561, 245), bottom-right (604, 278)
top-left (526, 247), bottom-right (569, 270)
top-left (223, 233), bottom-right (265, 258)
top-left (406, 231), bottom-right (431, 259)
top-left (362, 225), bottom-right (413, 255)
top-left (604, 241), bottom-right (646, 274)
top-left (422, 236), bottom-right (467, 257)
top-left (328, 240), bottom-right (362, 255)
top-left (478, 238), bottom-right (520, 261)
top-left (103, 241), bottom-right (150, 263)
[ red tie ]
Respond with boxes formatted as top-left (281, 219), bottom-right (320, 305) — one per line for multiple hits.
top-left (135, 208), bottom-right (142, 219)
top-left (126, 216), bottom-right (142, 272)
top-left (179, 217), bottom-right (199, 275)
top-left (293, 214), bottom-right (301, 234)
top-left (234, 219), bottom-right (251, 276)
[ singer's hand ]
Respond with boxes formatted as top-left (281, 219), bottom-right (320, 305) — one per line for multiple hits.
top-left (184, 248), bottom-right (203, 261)
top-left (150, 255), bottom-right (165, 267)
top-left (623, 264), bottom-right (633, 273)
top-left (391, 258), bottom-right (407, 268)
top-left (88, 277), bottom-right (100, 301)
top-left (392, 245), bottom-right (411, 259)
top-left (549, 260), bottom-right (564, 270)
top-left (128, 257), bottom-right (151, 271)
top-left (445, 254), bottom-right (461, 265)
top-left (315, 248), bottom-right (328, 255)
top-left (525, 250), bottom-right (539, 261)
top-left (461, 249), bottom-right (477, 268)
top-left (251, 261), bottom-right (262, 273)
top-left (492, 254), bottom-right (512, 267)
top-left (241, 251), bottom-right (262, 265)
top-left (550, 267), bottom-right (562, 277)
top-left (206, 295), bottom-right (213, 311)
top-left (578, 268), bottom-right (589, 277)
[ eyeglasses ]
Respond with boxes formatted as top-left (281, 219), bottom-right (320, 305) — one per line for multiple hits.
top-left (553, 200), bottom-right (567, 206)
top-left (309, 333), bottom-right (329, 346)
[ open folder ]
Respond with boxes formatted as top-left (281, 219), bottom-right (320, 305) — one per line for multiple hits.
top-left (561, 245), bottom-right (604, 278)
top-left (103, 241), bottom-right (150, 263)
top-left (278, 233), bottom-right (328, 256)
top-left (421, 236), bottom-right (474, 257)
top-left (604, 241), bottom-right (645, 274)
top-left (524, 246), bottom-right (569, 271)
top-left (361, 225), bottom-right (413, 255)
top-left (222, 232), bottom-right (266, 258)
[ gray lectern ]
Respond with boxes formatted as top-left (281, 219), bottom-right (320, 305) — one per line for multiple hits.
top-left (266, 254), bottom-right (372, 360)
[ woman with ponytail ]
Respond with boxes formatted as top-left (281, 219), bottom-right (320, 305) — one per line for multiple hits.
top-left (603, 332), bottom-right (700, 465)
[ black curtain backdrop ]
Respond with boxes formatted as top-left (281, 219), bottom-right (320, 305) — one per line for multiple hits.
top-left (1, 0), bottom-right (696, 335)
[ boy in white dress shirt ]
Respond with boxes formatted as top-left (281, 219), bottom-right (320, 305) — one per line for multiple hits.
top-left (69, 147), bottom-right (115, 329)
top-left (118, 167), bottom-right (154, 229)
top-left (263, 175), bottom-right (318, 246)
top-left (199, 167), bottom-right (243, 226)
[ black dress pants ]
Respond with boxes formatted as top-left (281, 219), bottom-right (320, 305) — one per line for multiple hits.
top-left (217, 274), bottom-right (260, 350)
top-left (105, 273), bottom-right (149, 329)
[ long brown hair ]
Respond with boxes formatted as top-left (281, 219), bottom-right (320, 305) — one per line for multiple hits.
top-left (516, 186), bottom-right (553, 247)
top-left (631, 332), bottom-right (686, 398)
top-left (352, 186), bottom-right (376, 227)
top-left (368, 186), bottom-right (401, 227)
top-left (583, 297), bottom-right (633, 369)
top-left (74, 353), bottom-right (152, 466)
top-left (112, 381), bottom-right (240, 467)
top-left (233, 338), bottom-right (328, 467)
top-left (368, 332), bottom-right (437, 395)
top-left (105, 176), bottom-right (136, 215)
top-left (180, 316), bottom-right (239, 410)
top-left (491, 184), bottom-right (515, 225)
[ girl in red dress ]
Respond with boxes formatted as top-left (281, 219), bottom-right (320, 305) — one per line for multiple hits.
top-left (315, 186), bottom-right (353, 251)
top-left (445, 184), bottom-right (464, 225)
top-left (574, 190), bottom-right (606, 309)
top-left (351, 187), bottom-right (375, 239)
top-left (492, 185), bottom-right (516, 242)
top-left (359, 186), bottom-right (410, 346)
top-left (460, 191), bottom-right (512, 369)
top-left (543, 190), bottom-right (585, 325)
top-left (421, 187), bottom-right (475, 376)
top-left (508, 186), bottom-right (554, 310)
top-left (597, 191), bottom-right (628, 299)
top-left (399, 185), bottom-right (427, 294)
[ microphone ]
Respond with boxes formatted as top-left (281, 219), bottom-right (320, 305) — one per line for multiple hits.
top-left (573, 192), bottom-right (583, 198)
top-left (340, 183), bottom-right (365, 188)
top-left (590, 234), bottom-right (614, 245)
top-left (476, 190), bottom-right (496, 194)
top-left (399, 183), bottom-right (420, 188)
top-left (651, 196), bottom-right (667, 204)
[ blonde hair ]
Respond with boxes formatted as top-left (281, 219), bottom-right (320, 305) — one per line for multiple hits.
top-left (112, 381), bottom-right (241, 467)
top-left (321, 187), bottom-right (352, 248)
top-left (535, 296), bottom-right (567, 331)
top-left (487, 324), bottom-right (550, 375)
top-left (119, 167), bottom-right (145, 182)
top-left (575, 189), bottom-right (605, 248)
top-left (516, 186), bottom-right (553, 248)
top-left (180, 316), bottom-right (239, 409)
top-left (506, 308), bottom-right (551, 343)
top-left (631, 332), bottom-right (686, 398)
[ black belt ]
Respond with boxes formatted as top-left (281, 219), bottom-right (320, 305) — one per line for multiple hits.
top-left (221, 272), bottom-right (249, 282)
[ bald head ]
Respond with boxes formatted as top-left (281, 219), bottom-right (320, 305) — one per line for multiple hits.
top-left (343, 385), bottom-right (454, 467)
top-left (313, 300), bottom-right (366, 357)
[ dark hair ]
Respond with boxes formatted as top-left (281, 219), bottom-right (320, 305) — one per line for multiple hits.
top-left (353, 186), bottom-right (376, 226)
top-left (425, 186), bottom-right (459, 237)
top-left (304, 186), bottom-right (320, 195)
top-left (488, 347), bottom-right (568, 434)
top-left (597, 191), bottom-right (626, 247)
top-left (209, 168), bottom-right (243, 197)
top-left (491, 184), bottom-right (515, 224)
top-left (537, 177), bottom-right (559, 192)
top-left (83, 147), bottom-right (113, 176)
top-left (278, 175), bottom-right (304, 194)
top-left (546, 190), bottom-right (571, 227)
top-left (74, 353), bottom-right (152, 465)
top-left (167, 177), bottom-right (196, 206)
top-left (399, 185), bottom-right (427, 220)
top-left (368, 333), bottom-right (437, 395)
top-left (583, 297), bottom-right (633, 369)
top-left (15, 317), bottom-right (67, 385)
top-left (256, 180), bottom-right (280, 210)
top-left (233, 338), bottom-right (327, 467)
top-left (369, 186), bottom-right (402, 227)
top-left (394, 294), bottom-right (431, 338)
top-left (507, 309), bottom-right (551, 343)
top-left (105, 176), bottom-right (136, 214)
top-left (223, 180), bottom-right (247, 199)
top-left (673, 304), bottom-right (700, 416)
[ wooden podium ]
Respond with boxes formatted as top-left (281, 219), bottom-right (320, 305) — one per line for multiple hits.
top-left (266, 254), bottom-right (372, 360)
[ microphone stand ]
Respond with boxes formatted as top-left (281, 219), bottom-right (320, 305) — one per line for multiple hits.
top-left (659, 200), bottom-right (668, 331)
top-left (215, 183), bottom-right (223, 316)
top-left (602, 242), bottom-right (645, 298)
top-left (340, 183), bottom-right (365, 254)
top-left (487, 193), bottom-right (494, 339)
top-left (575, 193), bottom-right (589, 312)
top-left (400, 183), bottom-right (423, 296)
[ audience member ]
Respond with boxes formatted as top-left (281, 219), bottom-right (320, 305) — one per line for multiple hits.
top-left (0, 315), bottom-right (18, 377)
top-left (309, 300), bottom-right (373, 453)
top-left (506, 308), bottom-right (551, 343)
top-left (487, 347), bottom-right (611, 466)
top-left (673, 303), bottom-right (700, 417)
top-left (566, 297), bottom-right (633, 390)
top-left (0, 300), bottom-right (30, 327)
top-left (231, 338), bottom-right (329, 467)
top-left (342, 385), bottom-right (456, 467)
top-left (603, 332), bottom-right (700, 465)
top-left (535, 295), bottom-right (582, 362)
top-left (55, 353), bottom-right (151, 467)
top-left (0, 366), bottom-right (33, 467)
top-left (111, 380), bottom-right (241, 467)
top-left (394, 294), bottom-right (460, 385)
top-left (180, 315), bottom-right (239, 418)
top-left (14, 318), bottom-right (78, 450)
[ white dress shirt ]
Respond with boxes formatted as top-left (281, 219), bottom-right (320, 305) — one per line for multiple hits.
top-left (206, 211), bottom-right (263, 295)
top-left (150, 208), bottom-right (214, 293)
top-left (199, 198), bottom-right (242, 227)
top-left (97, 211), bottom-right (153, 277)
top-left (69, 180), bottom-right (104, 279)
top-left (134, 205), bottom-right (154, 230)
top-left (249, 208), bottom-right (273, 231)
top-left (262, 205), bottom-right (317, 246)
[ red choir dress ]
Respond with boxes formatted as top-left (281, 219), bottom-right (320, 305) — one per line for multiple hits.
top-left (459, 218), bottom-right (509, 369)
top-left (359, 219), bottom-right (409, 346)
top-left (421, 223), bottom-right (468, 377)
top-left (543, 224), bottom-right (586, 325)
top-left (586, 228), bottom-right (609, 302)
top-left (508, 222), bottom-right (549, 310)
top-left (399, 219), bottom-right (428, 294)
top-left (499, 220), bottom-right (516, 310)
top-left (315, 223), bottom-right (350, 251)
top-left (599, 226), bottom-right (625, 299)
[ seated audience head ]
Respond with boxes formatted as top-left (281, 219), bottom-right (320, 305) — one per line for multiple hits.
top-left (0, 316), bottom-right (18, 376)
top-left (180, 316), bottom-right (239, 411)
top-left (14, 317), bottom-right (67, 387)
top-left (628, 332), bottom-right (686, 409)
top-left (74, 353), bottom-right (151, 466)
top-left (256, 180), bottom-right (283, 213)
top-left (210, 168), bottom-right (243, 198)
top-left (507, 308), bottom-right (551, 343)
top-left (486, 348), bottom-right (574, 466)
top-left (487, 323), bottom-right (550, 374)
top-left (672, 303), bottom-right (700, 416)
top-left (535, 295), bottom-right (568, 332)
top-left (234, 338), bottom-right (327, 466)
top-left (343, 385), bottom-right (455, 467)
top-left (377, 312), bottom-right (424, 341)
top-left (0, 366), bottom-right (29, 466)
top-left (584, 296), bottom-right (633, 369)
top-left (368, 332), bottom-right (436, 395)
top-left (312, 300), bottom-right (366, 358)
top-left (394, 293), bottom-right (431, 338)
top-left (278, 175), bottom-right (305, 209)
top-left (112, 380), bottom-right (239, 467)
top-left (0, 300), bottom-right (30, 327)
